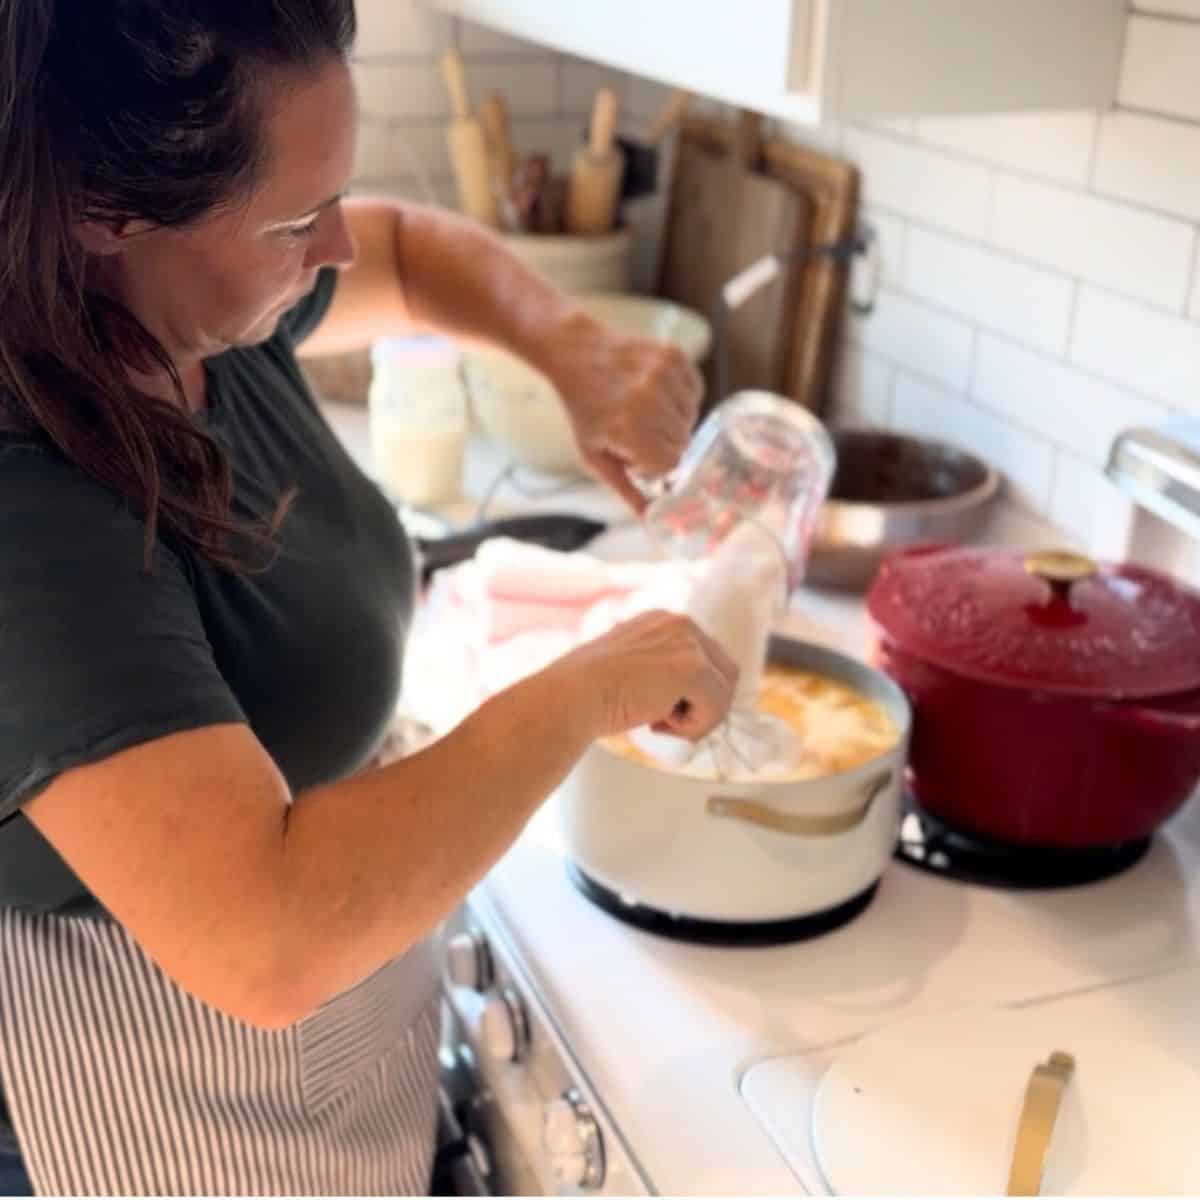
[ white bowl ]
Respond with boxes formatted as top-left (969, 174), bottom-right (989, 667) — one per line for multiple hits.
top-left (465, 294), bottom-right (712, 476)
top-left (577, 293), bottom-right (712, 363)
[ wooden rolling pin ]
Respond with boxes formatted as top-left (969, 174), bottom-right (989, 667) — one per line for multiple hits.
top-left (439, 49), bottom-right (496, 226)
top-left (645, 88), bottom-right (693, 145)
top-left (479, 91), bottom-right (520, 230)
top-left (479, 93), bottom-right (519, 193)
top-left (566, 87), bottom-right (624, 236)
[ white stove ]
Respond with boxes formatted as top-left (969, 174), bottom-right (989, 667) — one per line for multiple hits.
top-left (430, 591), bottom-right (1200, 1196)
top-left (448, 795), bottom-right (1200, 1195)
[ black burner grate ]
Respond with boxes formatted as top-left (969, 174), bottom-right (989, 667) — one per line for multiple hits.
top-left (894, 800), bottom-right (1150, 889)
top-left (567, 864), bottom-right (878, 946)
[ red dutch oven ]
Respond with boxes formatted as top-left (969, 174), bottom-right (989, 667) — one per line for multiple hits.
top-left (866, 545), bottom-right (1200, 848)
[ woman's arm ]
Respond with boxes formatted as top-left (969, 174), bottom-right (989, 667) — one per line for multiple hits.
top-left (302, 199), bottom-right (700, 508)
top-left (299, 200), bottom-right (574, 369)
top-left (24, 612), bottom-right (735, 1030)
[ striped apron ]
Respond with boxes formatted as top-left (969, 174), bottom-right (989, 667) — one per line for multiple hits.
top-left (0, 908), bottom-right (441, 1195)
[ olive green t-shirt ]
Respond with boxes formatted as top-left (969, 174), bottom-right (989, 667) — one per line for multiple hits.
top-left (0, 268), bottom-right (416, 914)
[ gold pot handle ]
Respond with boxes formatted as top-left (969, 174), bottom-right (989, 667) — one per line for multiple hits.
top-left (1024, 551), bottom-right (1097, 603)
top-left (705, 770), bottom-right (892, 838)
top-left (1006, 1050), bottom-right (1076, 1197)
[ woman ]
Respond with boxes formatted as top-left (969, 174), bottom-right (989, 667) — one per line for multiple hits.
top-left (0, 0), bottom-right (736, 1194)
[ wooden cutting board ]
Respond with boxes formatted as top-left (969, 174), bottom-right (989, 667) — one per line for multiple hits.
top-left (669, 114), bottom-right (859, 416)
top-left (658, 114), bottom-right (812, 410)
top-left (763, 136), bottom-right (859, 418)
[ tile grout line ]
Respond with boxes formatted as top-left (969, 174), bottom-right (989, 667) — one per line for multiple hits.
top-left (875, 202), bottom-right (1196, 321)
top-left (854, 282), bottom-right (1180, 416)
top-left (1182, 229), bottom-right (1200, 319)
top-left (848, 114), bottom-right (1200, 227)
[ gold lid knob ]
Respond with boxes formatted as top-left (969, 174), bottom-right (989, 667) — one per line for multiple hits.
top-left (1024, 550), bottom-right (1097, 585)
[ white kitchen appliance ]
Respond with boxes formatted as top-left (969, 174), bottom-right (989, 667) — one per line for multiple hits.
top-left (438, 902), bottom-right (652, 1196)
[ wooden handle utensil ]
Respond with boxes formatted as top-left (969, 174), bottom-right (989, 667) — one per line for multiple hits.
top-left (566, 87), bottom-right (624, 235)
top-left (439, 48), bottom-right (497, 226)
top-left (511, 154), bottom-right (549, 233)
top-left (479, 91), bottom-right (521, 231)
top-left (645, 89), bottom-right (692, 146)
top-left (479, 92), bottom-right (519, 191)
top-left (1006, 1051), bottom-right (1075, 1196)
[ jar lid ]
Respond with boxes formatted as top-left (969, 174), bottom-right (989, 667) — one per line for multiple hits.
top-left (866, 546), bottom-right (1200, 699)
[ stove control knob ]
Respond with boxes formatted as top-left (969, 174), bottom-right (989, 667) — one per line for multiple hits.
top-left (479, 988), bottom-right (529, 1063)
top-left (444, 930), bottom-right (493, 993)
top-left (542, 1089), bottom-right (606, 1190)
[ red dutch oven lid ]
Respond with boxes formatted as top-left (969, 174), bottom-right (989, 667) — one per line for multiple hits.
top-left (866, 545), bottom-right (1200, 700)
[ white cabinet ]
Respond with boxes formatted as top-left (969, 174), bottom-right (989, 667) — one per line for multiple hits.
top-left (429, 0), bottom-right (1127, 123)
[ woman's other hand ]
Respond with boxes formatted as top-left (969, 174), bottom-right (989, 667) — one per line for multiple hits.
top-left (549, 610), bottom-right (738, 741)
top-left (541, 310), bottom-right (703, 512)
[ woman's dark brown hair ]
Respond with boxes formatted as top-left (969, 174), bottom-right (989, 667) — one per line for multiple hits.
top-left (0, 0), bottom-right (356, 569)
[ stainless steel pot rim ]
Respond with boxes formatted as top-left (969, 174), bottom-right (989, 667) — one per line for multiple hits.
top-left (821, 460), bottom-right (1001, 520)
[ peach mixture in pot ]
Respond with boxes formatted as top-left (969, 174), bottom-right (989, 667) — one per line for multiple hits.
top-left (604, 665), bottom-right (899, 781)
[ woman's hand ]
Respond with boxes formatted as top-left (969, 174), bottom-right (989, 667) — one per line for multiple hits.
top-left (539, 310), bottom-right (703, 512)
top-left (549, 610), bottom-right (738, 741)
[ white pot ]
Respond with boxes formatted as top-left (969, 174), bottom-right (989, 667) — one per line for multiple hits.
top-left (557, 638), bottom-right (912, 925)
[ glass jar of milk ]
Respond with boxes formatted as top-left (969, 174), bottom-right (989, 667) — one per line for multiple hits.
top-left (368, 336), bottom-right (469, 509)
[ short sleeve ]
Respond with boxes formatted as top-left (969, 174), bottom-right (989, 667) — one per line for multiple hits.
top-left (277, 266), bottom-right (340, 348)
top-left (0, 445), bottom-right (246, 820)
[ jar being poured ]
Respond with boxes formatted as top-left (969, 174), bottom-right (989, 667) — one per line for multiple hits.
top-left (632, 392), bottom-right (837, 780)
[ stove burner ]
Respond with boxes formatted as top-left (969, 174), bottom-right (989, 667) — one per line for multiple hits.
top-left (894, 799), bottom-right (1150, 889)
top-left (567, 864), bottom-right (878, 946)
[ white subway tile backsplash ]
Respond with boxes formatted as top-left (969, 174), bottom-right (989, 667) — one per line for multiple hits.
top-left (774, 120), bottom-right (843, 157)
top-left (1120, 15), bottom-right (1200, 122)
top-left (1094, 113), bottom-right (1200, 223)
top-left (464, 62), bottom-right (561, 117)
top-left (914, 112), bottom-right (1097, 189)
top-left (846, 288), bottom-right (974, 393)
top-left (980, 500), bottom-right (1072, 553)
top-left (1071, 287), bottom-right (1200, 411)
top-left (842, 127), bottom-right (991, 240)
top-left (626, 77), bottom-right (677, 121)
top-left (830, 348), bottom-right (893, 428)
top-left (457, 20), bottom-right (553, 58)
top-left (354, 62), bottom-right (447, 120)
top-left (989, 175), bottom-right (1194, 311)
top-left (355, 119), bottom-right (450, 184)
top-left (1133, 0), bottom-right (1200, 14)
top-left (903, 227), bottom-right (1075, 355)
top-left (892, 374), bottom-right (1055, 511)
top-left (972, 335), bottom-right (1168, 466)
top-left (352, 175), bottom-right (458, 208)
top-left (561, 58), bottom-right (628, 116)
top-left (1049, 454), bottom-right (1138, 559)
top-left (355, 0), bottom-right (452, 57)
top-left (889, 370), bottom-right (957, 439)
top-left (860, 117), bottom-right (918, 137)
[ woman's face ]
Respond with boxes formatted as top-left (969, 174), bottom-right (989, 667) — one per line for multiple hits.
top-left (104, 59), bottom-right (359, 362)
